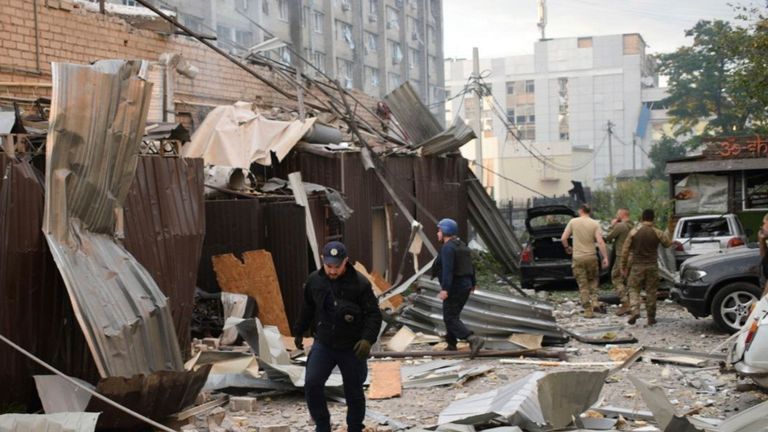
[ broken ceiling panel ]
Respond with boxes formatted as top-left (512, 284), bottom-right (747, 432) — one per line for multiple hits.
top-left (182, 101), bottom-right (316, 168)
top-left (383, 82), bottom-right (476, 155)
top-left (42, 60), bottom-right (184, 377)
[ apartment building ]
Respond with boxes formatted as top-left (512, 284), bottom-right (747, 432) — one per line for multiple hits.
top-left (446, 33), bottom-right (668, 203)
top-left (98, 0), bottom-right (445, 115)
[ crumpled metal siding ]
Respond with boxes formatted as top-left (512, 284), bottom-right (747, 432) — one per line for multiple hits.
top-left (467, 173), bottom-right (523, 274)
top-left (123, 156), bottom-right (205, 356)
top-left (0, 161), bottom-right (99, 408)
top-left (43, 61), bottom-right (183, 378)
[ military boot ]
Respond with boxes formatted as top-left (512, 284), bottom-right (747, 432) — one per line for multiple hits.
top-left (446, 344), bottom-right (458, 351)
top-left (467, 335), bottom-right (485, 359)
top-left (615, 303), bottom-right (630, 316)
top-left (646, 316), bottom-right (657, 326)
top-left (627, 313), bottom-right (640, 325)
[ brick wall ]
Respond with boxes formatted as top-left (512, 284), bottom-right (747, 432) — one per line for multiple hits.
top-left (0, 0), bottom-right (381, 129)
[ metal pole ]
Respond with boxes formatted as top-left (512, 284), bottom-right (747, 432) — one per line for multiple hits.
top-left (607, 120), bottom-right (613, 179)
top-left (472, 47), bottom-right (483, 182)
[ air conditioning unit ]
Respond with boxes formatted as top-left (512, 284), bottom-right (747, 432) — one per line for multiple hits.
top-left (368, 13), bottom-right (378, 23)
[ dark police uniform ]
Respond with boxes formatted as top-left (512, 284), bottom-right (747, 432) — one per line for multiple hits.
top-left (294, 262), bottom-right (382, 432)
top-left (432, 238), bottom-right (476, 348)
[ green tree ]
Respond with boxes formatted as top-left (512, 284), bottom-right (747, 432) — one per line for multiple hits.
top-left (592, 178), bottom-right (672, 230)
top-left (646, 136), bottom-right (688, 180)
top-left (658, 13), bottom-right (768, 146)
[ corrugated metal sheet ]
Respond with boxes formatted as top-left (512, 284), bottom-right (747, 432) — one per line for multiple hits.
top-left (0, 161), bottom-right (99, 408)
top-left (123, 156), bottom-right (205, 356)
top-left (467, 173), bottom-right (523, 274)
top-left (86, 365), bottom-right (211, 430)
top-left (384, 82), bottom-right (476, 154)
top-left (384, 82), bottom-right (443, 145)
top-left (43, 60), bottom-right (183, 377)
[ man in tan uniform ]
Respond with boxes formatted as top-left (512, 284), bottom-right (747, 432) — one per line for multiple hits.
top-left (561, 204), bottom-right (609, 318)
top-left (606, 208), bottom-right (633, 316)
top-left (620, 209), bottom-right (673, 326)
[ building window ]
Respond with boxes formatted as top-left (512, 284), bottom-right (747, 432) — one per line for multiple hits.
top-left (364, 32), bottom-right (377, 54)
top-left (120, 0), bottom-right (137, 5)
top-left (506, 81), bottom-right (515, 94)
top-left (558, 77), bottom-right (569, 141)
top-left (338, 0), bottom-right (352, 12)
top-left (386, 7), bottom-right (399, 30)
top-left (216, 24), bottom-right (233, 48)
top-left (744, 172), bottom-right (768, 210)
top-left (366, 66), bottom-right (380, 88)
top-left (310, 50), bottom-right (326, 73)
top-left (515, 104), bottom-right (534, 124)
top-left (335, 20), bottom-right (355, 49)
top-left (181, 14), bottom-right (203, 33)
top-left (525, 80), bottom-right (535, 93)
top-left (276, 47), bottom-right (292, 65)
top-left (390, 41), bottom-right (403, 65)
top-left (278, 0), bottom-right (288, 21)
top-left (337, 58), bottom-right (354, 88)
top-left (519, 125), bottom-right (535, 140)
top-left (388, 72), bottom-right (401, 90)
top-left (262, 0), bottom-right (269, 15)
top-left (506, 108), bottom-right (515, 122)
top-left (409, 48), bottom-right (418, 69)
top-left (369, 0), bottom-right (378, 13)
top-left (302, 6), bottom-right (310, 27)
top-left (313, 11), bottom-right (324, 33)
top-left (235, 30), bottom-right (254, 48)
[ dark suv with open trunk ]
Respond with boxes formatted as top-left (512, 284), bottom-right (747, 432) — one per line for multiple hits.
top-left (519, 205), bottom-right (609, 289)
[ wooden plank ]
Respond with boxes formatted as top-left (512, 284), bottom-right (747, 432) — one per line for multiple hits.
top-left (368, 361), bottom-right (402, 399)
top-left (353, 262), bottom-right (404, 309)
top-left (212, 250), bottom-right (291, 336)
top-left (386, 326), bottom-right (416, 352)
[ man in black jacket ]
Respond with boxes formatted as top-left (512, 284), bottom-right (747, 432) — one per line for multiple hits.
top-left (293, 241), bottom-right (382, 432)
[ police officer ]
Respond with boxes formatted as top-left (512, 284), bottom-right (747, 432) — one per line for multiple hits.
top-left (620, 209), bottom-right (673, 326)
top-left (433, 218), bottom-right (485, 358)
top-left (293, 241), bottom-right (382, 432)
top-left (606, 208), bottom-right (633, 316)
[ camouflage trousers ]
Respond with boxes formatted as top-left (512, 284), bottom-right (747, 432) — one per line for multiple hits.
top-left (572, 256), bottom-right (599, 313)
top-left (627, 264), bottom-right (659, 318)
top-left (611, 261), bottom-right (628, 304)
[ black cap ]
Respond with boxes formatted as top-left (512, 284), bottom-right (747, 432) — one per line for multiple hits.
top-left (322, 241), bottom-right (347, 265)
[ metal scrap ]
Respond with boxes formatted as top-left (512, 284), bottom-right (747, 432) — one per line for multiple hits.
top-left (466, 175), bottom-right (523, 274)
top-left (438, 370), bottom-right (609, 429)
top-left (42, 60), bottom-right (183, 377)
top-left (383, 82), bottom-right (475, 155)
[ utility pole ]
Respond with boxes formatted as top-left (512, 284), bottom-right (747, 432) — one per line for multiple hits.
top-left (473, 47), bottom-right (483, 181)
top-left (632, 132), bottom-right (637, 173)
top-left (607, 120), bottom-right (614, 179)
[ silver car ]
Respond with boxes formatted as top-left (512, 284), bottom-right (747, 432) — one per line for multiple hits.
top-left (672, 214), bottom-right (748, 268)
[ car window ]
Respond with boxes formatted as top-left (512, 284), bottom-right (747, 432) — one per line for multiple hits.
top-left (680, 218), bottom-right (732, 238)
top-left (529, 214), bottom-right (572, 228)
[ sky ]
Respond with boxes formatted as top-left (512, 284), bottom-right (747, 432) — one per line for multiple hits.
top-left (443, 0), bottom-right (746, 59)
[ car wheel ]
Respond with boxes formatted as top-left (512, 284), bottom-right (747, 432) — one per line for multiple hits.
top-left (711, 282), bottom-right (762, 333)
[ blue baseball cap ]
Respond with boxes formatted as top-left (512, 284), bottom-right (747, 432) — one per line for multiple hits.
top-left (322, 241), bottom-right (347, 265)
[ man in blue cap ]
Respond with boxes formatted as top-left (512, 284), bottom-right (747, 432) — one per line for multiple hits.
top-left (293, 241), bottom-right (382, 432)
top-left (433, 218), bottom-right (485, 358)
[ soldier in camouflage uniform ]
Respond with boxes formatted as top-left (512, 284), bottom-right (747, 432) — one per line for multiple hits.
top-left (561, 204), bottom-right (610, 318)
top-left (620, 209), bottom-right (673, 326)
top-left (606, 208), bottom-right (633, 316)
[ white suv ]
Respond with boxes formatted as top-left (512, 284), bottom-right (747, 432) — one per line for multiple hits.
top-left (672, 214), bottom-right (748, 268)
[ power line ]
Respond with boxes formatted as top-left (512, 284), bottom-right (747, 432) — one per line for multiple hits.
top-left (468, 160), bottom-right (549, 197)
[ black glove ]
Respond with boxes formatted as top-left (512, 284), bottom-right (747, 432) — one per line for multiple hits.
top-left (353, 339), bottom-right (371, 361)
top-left (294, 334), bottom-right (304, 351)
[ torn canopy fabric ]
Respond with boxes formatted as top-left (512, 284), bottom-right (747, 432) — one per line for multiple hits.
top-left (182, 101), bottom-right (316, 168)
top-left (43, 60), bottom-right (184, 377)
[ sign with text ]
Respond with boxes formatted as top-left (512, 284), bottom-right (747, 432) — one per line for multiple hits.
top-left (703, 136), bottom-right (767, 159)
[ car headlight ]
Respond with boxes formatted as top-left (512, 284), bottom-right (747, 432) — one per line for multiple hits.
top-left (682, 268), bottom-right (707, 282)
